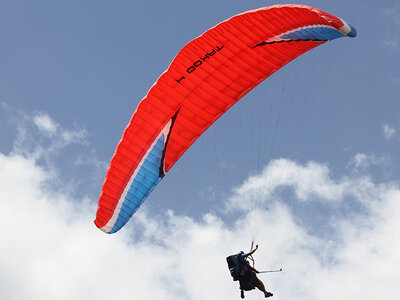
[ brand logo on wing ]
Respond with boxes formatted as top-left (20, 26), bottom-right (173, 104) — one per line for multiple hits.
top-left (175, 46), bottom-right (224, 83)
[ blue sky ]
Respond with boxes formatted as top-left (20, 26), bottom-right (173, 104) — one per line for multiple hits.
top-left (1, 1), bottom-right (399, 299)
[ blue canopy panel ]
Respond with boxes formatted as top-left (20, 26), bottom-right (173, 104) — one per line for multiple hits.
top-left (107, 134), bottom-right (165, 233)
top-left (281, 26), bottom-right (344, 41)
top-left (256, 24), bottom-right (356, 47)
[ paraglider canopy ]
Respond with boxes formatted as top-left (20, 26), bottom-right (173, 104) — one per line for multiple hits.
top-left (94, 4), bottom-right (356, 234)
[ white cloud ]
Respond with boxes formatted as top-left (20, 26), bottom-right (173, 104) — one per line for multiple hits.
top-left (229, 159), bottom-right (350, 208)
top-left (1, 104), bottom-right (106, 201)
top-left (1, 113), bottom-right (399, 300)
top-left (33, 113), bottom-right (58, 136)
top-left (382, 123), bottom-right (396, 140)
top-left (348, 152), bottom-right (369, 169)
top-left (6, 109), bottom-right (87, 162)
top-left (31, 112), bottom-right (88, 151)
top-left (347, 152), bottom-right (391, 171)
top-left (315, 186), bottom-right (400, 299)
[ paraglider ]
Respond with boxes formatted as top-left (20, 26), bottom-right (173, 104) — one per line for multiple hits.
top-left (227, 245), bottom-right (274, 298)
top-left (94, 4), bottom-right (356, 234)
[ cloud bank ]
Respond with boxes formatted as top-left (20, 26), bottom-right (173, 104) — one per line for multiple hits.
top-left (1, 111), bottom-right (399, 300)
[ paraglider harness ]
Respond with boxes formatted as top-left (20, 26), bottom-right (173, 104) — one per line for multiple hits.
top-left (226, 254), bottom-right (242, 281)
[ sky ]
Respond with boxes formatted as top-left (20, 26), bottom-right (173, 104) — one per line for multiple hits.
top-left (1, 0), bottom-right (399, 299)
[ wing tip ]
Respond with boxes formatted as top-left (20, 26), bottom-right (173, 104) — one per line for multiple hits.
top-left (94, 219), bottom-right (112, 234)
